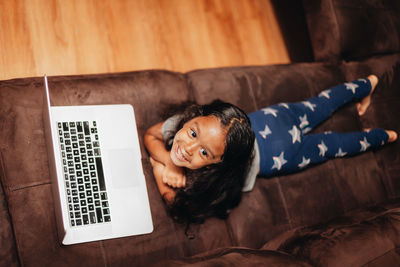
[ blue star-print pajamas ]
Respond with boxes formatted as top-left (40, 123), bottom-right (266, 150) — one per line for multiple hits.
top-left (248, 78), bottom-right (389, 176)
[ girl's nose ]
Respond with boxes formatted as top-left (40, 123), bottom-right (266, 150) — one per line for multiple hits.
top-left (185, 141), bottom-right (197, 156)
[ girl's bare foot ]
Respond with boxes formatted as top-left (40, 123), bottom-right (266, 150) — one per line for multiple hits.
top-left (357, 74), bottom-right (378, 116)
top-left (386, 130), bottom-right (398, 143)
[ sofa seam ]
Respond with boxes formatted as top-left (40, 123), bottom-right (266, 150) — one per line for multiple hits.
top-left (375, 152), bottom-right (395, 199)
top-left (183, 73), bottom-right (196, 103)
top-left (0, 150), bottom-right (22, 267)
top-left (275, 179), bottom-right (293, 229)
top-left (242, 70), bottom-right (259, 111)
top-left (99, 241), bottom-right (109, 267)
top-left (361, 245), bottom-right (400, 267)
top-left (224, 218), bottom-right (239, 247)
top-left (329, 0), bottom-right (342, 61)
top-left (387, 7), bottom-right (400, 55)
top-left (7, 181), bottom-right (52, 192)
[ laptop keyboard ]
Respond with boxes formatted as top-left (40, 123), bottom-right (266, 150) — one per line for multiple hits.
top-left (57, 121), bottom-right (111, 227)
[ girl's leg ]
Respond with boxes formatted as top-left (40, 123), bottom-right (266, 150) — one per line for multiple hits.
top-left (284, 78), bottom-right (373, 134)
top-left (278, 128), bottom-right (389, 174)
top-left (259, 128), bottom-right (396, 176)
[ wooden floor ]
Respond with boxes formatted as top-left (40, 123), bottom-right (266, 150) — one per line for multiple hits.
top-left (0, 0), bottom-right (289, 80)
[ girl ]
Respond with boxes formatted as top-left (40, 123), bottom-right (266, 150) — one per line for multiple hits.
top-left (144, 75), bottom-right (397, 224)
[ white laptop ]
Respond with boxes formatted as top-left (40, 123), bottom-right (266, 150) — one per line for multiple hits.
top-left (42, 75), bottom-right (153, 245)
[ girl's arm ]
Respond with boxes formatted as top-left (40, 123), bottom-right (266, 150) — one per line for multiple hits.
top-left (149, 157), bottom-right (176, 204)
top-left (144, 122), bottom-right (186, 200)
top-left (144, 122), bottom-right (173, 166)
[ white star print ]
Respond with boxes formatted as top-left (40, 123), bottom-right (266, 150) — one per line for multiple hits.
top-left (279, 103), bottom-right (290, 109)
top-left (335, 148), bottom-right (347, 157)
top-left (298, 156), bottom-right (311, 168)
top-left (358, 78), bottom-right (367, 83)
top-left (288, 125), bottom-right (301, 144)
top-left (271, 152), bottom-right (287, 171)
top-left (259, 124), bottom-right (272, 139)
top-left (360, 137), bottom-right (371, 152)
top-left (302, 101), bottom-right (317, 111)
top-left (345, 82), bottom-right (358, 94)
top-left (318, 141), bottom-right (328, 157)
top-left (299, 114), bottom-right (309, 129)
top-left (262, 107), bottom-right (278, 117)
top-left (318, 89), bottom-right (331, 99)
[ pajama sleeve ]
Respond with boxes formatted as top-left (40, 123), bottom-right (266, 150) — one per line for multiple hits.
top-left (161, 114), bottom-right (183, 147)
top-left (242, 141), bottom-right (260, 192)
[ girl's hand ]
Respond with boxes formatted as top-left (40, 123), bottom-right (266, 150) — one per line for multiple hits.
top-left (149, 157), bottom-right (177, 203)
top-left (163, 163), bottom-right (186, 188)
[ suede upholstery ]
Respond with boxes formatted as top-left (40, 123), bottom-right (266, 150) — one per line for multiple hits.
top-left (303, 0), bottom-right (400, 63)
top-left (1, 1), bottom-right (400, 266)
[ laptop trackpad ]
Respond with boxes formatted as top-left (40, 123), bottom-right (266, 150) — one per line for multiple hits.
top-left (108, 149), bottom-right (140, 188)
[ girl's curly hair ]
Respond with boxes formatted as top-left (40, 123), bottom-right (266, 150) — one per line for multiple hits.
top-left (163, 100), bottom-right (255, 225)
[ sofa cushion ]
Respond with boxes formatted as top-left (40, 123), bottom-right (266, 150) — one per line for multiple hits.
top-left (343, 57), bottom-right (400, 199)
top-left (303, 0), bottom-right (400, 62)
top-left (157, 247), bottom-right (313, 267)
top-left (263, 198), bottom-right (400, 267)
top-left (186, 62), bottom-right (392, 249)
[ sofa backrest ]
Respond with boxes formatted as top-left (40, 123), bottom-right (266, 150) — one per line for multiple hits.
top-left (302, 0), bottom-right (400, 63)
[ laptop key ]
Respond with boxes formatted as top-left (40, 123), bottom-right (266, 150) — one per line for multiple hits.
top-left (63, 122), bottom-right (69, 131)
top-left (89, 212), bottom-right (96, 223)
top-left (96, 208), bottom-right (103, 223)
top-left (83, 215), bottom-right (89, 225)
top-left (77, 122), bottom-right (83, 133)
top-left (83, 122), bottom-right (90, 135)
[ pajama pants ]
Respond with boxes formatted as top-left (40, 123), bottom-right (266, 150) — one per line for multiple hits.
top-left (248, 78), bottom-right (389, 176)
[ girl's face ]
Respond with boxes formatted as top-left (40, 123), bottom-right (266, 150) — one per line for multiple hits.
top-left (170, 116), bottom-right (226, 169)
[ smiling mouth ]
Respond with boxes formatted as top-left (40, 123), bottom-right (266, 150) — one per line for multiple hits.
top-left (175, 145), bottom-right (189, 162)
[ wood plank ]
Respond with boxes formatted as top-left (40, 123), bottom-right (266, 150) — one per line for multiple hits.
top-left (0, 0), bottom-right (289, 80)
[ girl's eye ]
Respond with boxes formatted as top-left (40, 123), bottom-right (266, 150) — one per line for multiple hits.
top-left (190, 129), bottom-right (197, 138)
top-left (200, 148), bottom-right (208, 157)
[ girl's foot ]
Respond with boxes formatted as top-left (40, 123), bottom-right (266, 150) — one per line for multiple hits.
top-left (357, 74), bottom-right (378, 116)
top-left (386, 130), bottom-right (398, 143)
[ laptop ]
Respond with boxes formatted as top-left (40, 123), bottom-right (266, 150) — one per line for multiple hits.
top-left (42, 75), bottom-right (153, 245)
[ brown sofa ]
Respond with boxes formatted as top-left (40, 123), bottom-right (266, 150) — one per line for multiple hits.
top-left (1, 0), bottom-right (400, 266)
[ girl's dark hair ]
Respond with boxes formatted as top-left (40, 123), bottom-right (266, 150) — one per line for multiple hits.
top-left (163, 100), bottom-right (255, 225)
